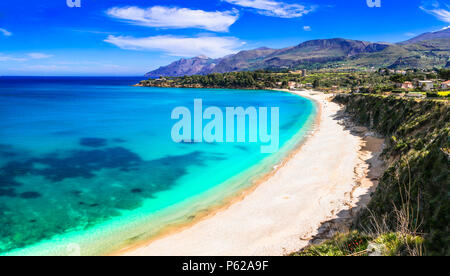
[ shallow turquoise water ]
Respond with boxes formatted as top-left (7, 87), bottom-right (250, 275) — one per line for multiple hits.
top-left (0, 77), bottom-right (315, 255)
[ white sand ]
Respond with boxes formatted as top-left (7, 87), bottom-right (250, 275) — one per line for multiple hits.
top-left (123, 91), bottom-right (384, 256)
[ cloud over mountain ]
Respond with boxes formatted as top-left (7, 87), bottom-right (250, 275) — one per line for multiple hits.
top-left (105, 35), bottom-right (244, 58)
top-left (420, 1), bottom-right (450, 23)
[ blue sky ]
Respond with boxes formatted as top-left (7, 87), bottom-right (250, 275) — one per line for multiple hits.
top-left (0, 0), bottom-right (449, 76)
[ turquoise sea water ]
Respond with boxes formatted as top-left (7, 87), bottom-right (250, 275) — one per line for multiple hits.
top-left (0, 77), bottom-right (316, 255)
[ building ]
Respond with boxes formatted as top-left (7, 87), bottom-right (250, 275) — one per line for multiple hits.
top-left (288, 81), bottom-right (298, 89)
top-left (418, 81), bottom-right (434, 91)
top-left (290, 69), bottom-right (307, 76)
top-left (401, 81), bottom-right (414, 90)
top-left (441, 80), bottom-right (450, 90)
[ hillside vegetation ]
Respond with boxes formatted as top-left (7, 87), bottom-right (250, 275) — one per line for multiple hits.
top-left (298, 95), bottom-right (449, 256)
top-left (138, 69), bottom-right (446, 96)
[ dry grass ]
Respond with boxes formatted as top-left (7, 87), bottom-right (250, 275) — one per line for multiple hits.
top-left (363, 158), bottom-right (424, 256)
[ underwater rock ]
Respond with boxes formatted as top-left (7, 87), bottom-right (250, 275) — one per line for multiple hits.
top-left (130, 188), bottom-right (143, 194)
top-left (79, 138), bottom-right (108, 148)
top-left (20, 192), bottom-right (42, 199)
top-left (0, 188), bottom-right (17, 197)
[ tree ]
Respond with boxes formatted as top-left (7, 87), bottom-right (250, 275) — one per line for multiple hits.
top-left (313, 79), bottom-right (320, 88)
top-left (438, 69), bottom-right (450, 80)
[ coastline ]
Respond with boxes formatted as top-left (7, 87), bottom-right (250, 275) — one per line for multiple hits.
top-left (119, 90), bottom-right (385, 256)
top-left (110, 90), bottom-right (318, 256)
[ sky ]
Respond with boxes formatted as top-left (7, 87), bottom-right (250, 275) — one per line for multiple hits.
top-left (0, 0), bottom-right (449, 76)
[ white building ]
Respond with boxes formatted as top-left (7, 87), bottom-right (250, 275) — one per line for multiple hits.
top-left (441, 80), bottom-right (450, 90)
top-left (418, 81), bottom-right (434, 91)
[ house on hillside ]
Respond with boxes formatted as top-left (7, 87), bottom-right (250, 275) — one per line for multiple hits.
top-left (288, 81), bottom-right (298, 89)
top-left (418, 80), bottom-right (434, 91)
top-left (401, 81), bottom-right (414, 90)
top-left (441, 80), bottom-right (450, 90)
top-left (290, 69), bottom-right (307, 76)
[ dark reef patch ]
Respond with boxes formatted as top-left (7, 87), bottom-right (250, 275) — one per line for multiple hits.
top-left (0, 161), bottom-right (27, 195)
top-left (0, 188), bottom-right (17, 197)
top-left (31, 147), bottom-right (141, 182)
top-left (0, 151), bottom-right (18, 158)
top-left (131, 188), bottom-right (143, 194)
top-left (0, 148), bottom-right (210, 254)
top-left (20, 191), bottom-right (42, 199)
top-left (113, 138), bottom-right (126, 143)
top-left (52, 130), bottom-right (79, 136)
top-left (79, 138), bottom-right (108, 148)
top-left (70, 190), bottom-right (83, 197)
top-left (235, 145), bottom-right (250, 151)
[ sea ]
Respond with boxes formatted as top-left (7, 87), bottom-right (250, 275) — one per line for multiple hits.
top-left (0, 76), bottom-right (316, 255)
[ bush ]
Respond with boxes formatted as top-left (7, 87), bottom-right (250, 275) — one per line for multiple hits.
top-left (292, 232), bottom-right (424, 256)
top-left (292, 231), bottom-right (370, 256)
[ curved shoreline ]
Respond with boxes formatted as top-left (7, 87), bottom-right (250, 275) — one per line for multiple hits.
top-left (112, 91), bottom-right (319, 255)
top-left (120, 90), bottom-right (385, 256)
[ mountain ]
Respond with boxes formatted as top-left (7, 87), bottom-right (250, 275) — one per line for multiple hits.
top-left (145, 34), bottom-right (450, 77)
top-left (342, 39), bottom-right (450, 69)
top-left (399, 27), bottom-right (450, 45)
top-left (145, 48), bottom-right (279, 77)
top-left (251, 38), bottom-right (391, 69)
top-left (212, 47), bottom-right (280, 73)
top-left (144, 55), bottom-right (219, 78)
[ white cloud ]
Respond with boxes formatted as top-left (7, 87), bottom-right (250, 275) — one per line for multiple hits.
top-left (223, 0), bottom-right (314, 18)
top-left (27, 53), bottom-right (53, 59)
top-left (420, 1), bottom-right (450, 23)
top-left (106, 6), bottom-right (239, 32)
top-left (0, 54), bottom-right (26, 62)
top-left (0, 52), bottom-right (53, 62)
top-left (303, 26), bottom-right (311, 31)
top-left (104, 35), bottom-right (244, 58)
top-left (25, 65), bottom-right (70, 71)
top-left (0, 28), bottom-right (12, 36)
top-left (421, 7), bottom-right (450, 22)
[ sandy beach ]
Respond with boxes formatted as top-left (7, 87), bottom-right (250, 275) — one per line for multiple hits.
top-left (122, 90), bottom-right (385, 256)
